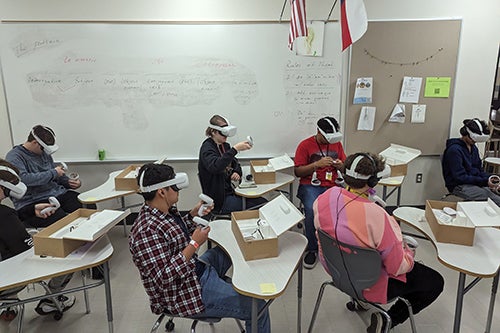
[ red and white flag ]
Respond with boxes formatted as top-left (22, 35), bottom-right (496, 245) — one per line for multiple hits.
top-left (288, 0), bottom-right (308, 50)
top-left (340, 0), bottom-right (368, 51)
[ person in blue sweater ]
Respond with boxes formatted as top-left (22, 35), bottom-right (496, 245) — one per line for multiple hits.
top-left (442, 118), bottom-right (500, 206)
top-left (6, 125), bottom-right (92, 228)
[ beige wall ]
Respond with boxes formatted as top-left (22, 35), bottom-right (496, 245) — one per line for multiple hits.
top-left (1, 0), bottom-right (499, 208)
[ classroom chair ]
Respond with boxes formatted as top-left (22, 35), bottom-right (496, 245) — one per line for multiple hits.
top-left (308, 229), bottom-right (416, 333)
top-left (0, 286), bottom-right (26, 333)
top-left (150, 311), bottom-right (245, 333)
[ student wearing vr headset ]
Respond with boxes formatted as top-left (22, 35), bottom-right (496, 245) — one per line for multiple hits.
top-left (5, 125), bottom-right (89, 228)
top-left (0, 159), bottom-right (75, 320)
top-left (313, 153), bottom-right (444, 333)
top-left (294, 116), bottom-right (346, 269)
top-left (129, 163), bottom-right (270, 333)
top-left (442, 118), bottom-right (500, 206)
top-left (198, 115), bottom-right (267, 214)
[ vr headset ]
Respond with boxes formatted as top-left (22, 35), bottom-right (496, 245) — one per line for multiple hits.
top-left (466, 119), bottom-right (490, 143)
top-left (208, 123), bottom-right (237, 137)
top-left (318, 118), bottom-right (343, 144)
top-left (139, 172), bottom-right (190, 193)
top-left (208, 116), bottom-right (237, 137)
top-left (32, 127), bottom-right (59, 155)
top-left (0, 166), bottom-right (27, 200)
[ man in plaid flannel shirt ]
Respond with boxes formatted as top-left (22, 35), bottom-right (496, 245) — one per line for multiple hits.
top-left (129, 163), bottom-right (270, 333)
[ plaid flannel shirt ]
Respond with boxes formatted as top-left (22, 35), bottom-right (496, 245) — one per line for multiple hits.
top-left (129, 204), bottom-right (203, 316)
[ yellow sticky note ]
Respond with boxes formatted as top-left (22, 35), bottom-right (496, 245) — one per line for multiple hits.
top-left (84, 197), bottom-right (97, 201)
top-left (259, 283), bottom-right (277, 294)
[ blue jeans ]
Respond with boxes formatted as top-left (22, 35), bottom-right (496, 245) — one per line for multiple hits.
top-left (297, 184), bottom-right (329, 252)
top-left (453, 185), bottom-right (500, 206)
top-left (219, 195), bottom-right (268, 215)
top-left (198, 247), bottom-right (271, 333)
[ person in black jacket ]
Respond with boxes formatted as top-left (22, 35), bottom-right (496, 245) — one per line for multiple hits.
top-left (0, 159), bottom-right (75, 321)
top-left (198, 115), bottom-right (267, 214)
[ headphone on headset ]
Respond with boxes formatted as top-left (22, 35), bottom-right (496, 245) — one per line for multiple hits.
top-left (344, 153), bottom-right (380, 188)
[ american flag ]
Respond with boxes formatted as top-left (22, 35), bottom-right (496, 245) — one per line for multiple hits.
top-left (288, 0), bottom-right (308, 50)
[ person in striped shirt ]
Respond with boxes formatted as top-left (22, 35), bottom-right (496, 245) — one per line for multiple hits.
top-left (314, 153), bottom-right (443, 333)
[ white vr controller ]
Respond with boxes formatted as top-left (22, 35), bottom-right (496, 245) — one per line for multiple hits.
top-left (40, 196), bottom-right (61, 215)
top-left (246, 136), bottom-right (254, 147)
top-left (198, 193), bottom-right (214, 216)
top-left (193, 216), bottom-right (209, 228)
top-left (402, 235), bottom-right (419, 250)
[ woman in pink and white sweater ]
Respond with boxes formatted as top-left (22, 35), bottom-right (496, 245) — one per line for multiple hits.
top-left (314, 152), bottom-right (443, 333)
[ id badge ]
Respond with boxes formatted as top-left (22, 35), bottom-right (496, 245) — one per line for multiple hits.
top-left (325, 171), bottom-right (333, 181)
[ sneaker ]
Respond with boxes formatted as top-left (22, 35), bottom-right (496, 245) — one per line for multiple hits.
top-left (35, 295), bottom-right (76, 316)
top-left (0, 307), bottom-right (18, 321)
top-left (366, 312), bottom-right (388, 333)
top-left (303, 251), bottom-right (318, 269)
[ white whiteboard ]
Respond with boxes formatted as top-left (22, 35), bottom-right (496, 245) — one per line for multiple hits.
top-left (1, 22), bottom-right (342, 161)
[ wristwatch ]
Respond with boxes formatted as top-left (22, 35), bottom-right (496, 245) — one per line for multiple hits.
top-left (189, 239), bottom-right (200, 250)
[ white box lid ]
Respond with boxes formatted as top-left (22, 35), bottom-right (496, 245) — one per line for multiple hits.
top-left (258, 193), bottom-right (304, 237)
top-left (55, 209), bottom-right (130, 241)
top-left (379, 144), bottom-right (421, 166)
top-left (456, 199), bottom-right (500, 227)
top-left (268, 154), bottom-right (294, 171)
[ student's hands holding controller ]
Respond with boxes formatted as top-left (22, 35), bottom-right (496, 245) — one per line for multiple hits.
top-left (54, 165), bottom-right (66, 177)
top-left (191, 226), bottom-right (210, 246)
top-left (34, 203), bottom-right (57, 218)
top-left (233, 141), bottom-right (253, 152)
top-left (68, 178), bottom-right (81, 189)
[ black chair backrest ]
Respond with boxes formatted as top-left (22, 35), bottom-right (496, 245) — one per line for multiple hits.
top-left (317, 228), bottom-right (382, 301)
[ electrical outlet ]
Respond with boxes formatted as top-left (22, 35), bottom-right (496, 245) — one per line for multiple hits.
top-left (416, 173), bottom-right (423, 183)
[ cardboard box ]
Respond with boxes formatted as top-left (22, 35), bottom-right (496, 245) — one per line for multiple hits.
top-left (250, 159), bottom-right (275, 184)
top-left (114, 164), bottom-right (142, 190)
top-left (425, 200), bottom-right (475, 246)
top-left (379, 144), bottom-right (421, 177)
top-left (33, 208), bottom-right (130, 257)
top-left (231, 193), bottom-right (304, 260)
top-left (250, 154), bottom-right (294, 184)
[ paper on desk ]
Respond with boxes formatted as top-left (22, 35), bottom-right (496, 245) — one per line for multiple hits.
top-left (357, 106), bottom-right (376, 131)
top-left (389, 104), bottom-right (405, 123)
top-left (260, 283), bottom-right (277, 294)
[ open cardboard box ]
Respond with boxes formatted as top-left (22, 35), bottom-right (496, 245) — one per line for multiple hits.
top-left (231, 193), bottom-right (304, 260)
top-left (250, 154), bottom-right (294, 184)
top-left (33, 208), bottom-right (130, 258)
top-left (380, 144), bottom-right (421, 177)
top-left (425, 200), bottom-right (475, 246)
top-left (114, 164), bottom-right (142, 190)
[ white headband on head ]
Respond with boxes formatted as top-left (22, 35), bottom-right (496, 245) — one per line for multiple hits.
top-left (466, 119), bottom-right (489, 143)
top-left (0, 166), bottom-right (27, 199)
top-left (32, 127), bottom-right (59, 154)
top-left (345, 155), bottom-right (391, 180)
top-left (318, 118), bottom-right (343, 144)
top-left (139, 171), bottom-right (189, 193)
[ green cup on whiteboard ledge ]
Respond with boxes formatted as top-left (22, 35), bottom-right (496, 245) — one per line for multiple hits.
top-left (98, 149), bottom-right (106, 161)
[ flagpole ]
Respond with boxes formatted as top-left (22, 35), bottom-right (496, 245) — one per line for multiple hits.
top-left (325, 0), bottom-right (338, 21)
top-left (279, 0), bottom-right (288, 23)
